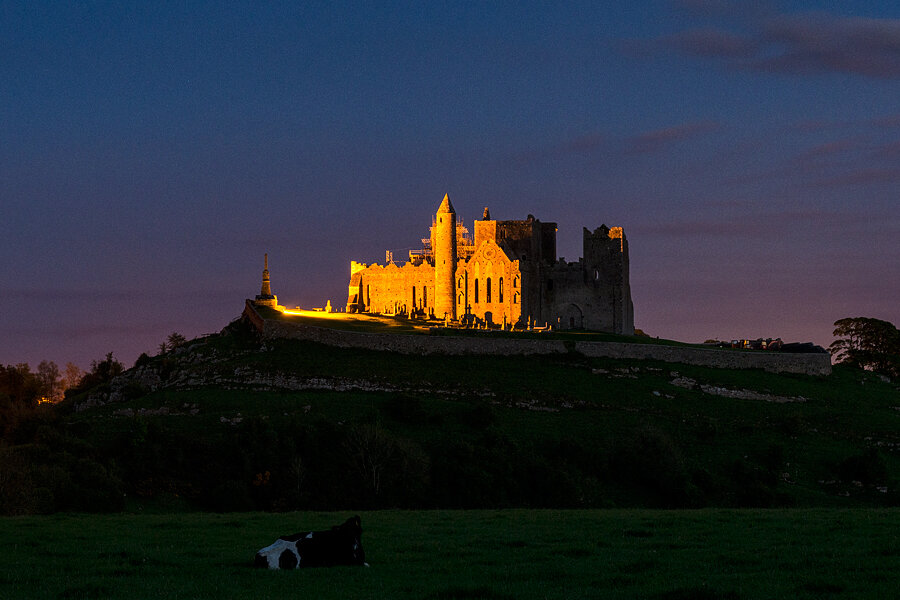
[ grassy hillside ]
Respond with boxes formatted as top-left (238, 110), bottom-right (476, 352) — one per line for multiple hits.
top-left (10, 318), bottom-right (888, 514)
top-left (3, 509), bottom-right (899, 599)
top-left (258, 305), bottom-right (702, 345)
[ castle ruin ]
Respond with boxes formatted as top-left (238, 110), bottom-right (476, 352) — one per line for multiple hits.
top-left (346, 195), bottom-right (634, 334)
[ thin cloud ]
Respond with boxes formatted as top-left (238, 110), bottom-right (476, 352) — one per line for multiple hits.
top-left (795, 139), bottom-right (858, 161)
top-left (755, 13), bottom-right (900, 78)
top-left (507, 131), bottom-right (606, 166)
top-left (0, 289), bottom-right (150, 302)
top-left (873, 139), bottom-right (900, 157)
top-left (0, 288), bottom-right (240, 302)
top-left (562, 133), bottom-right (606, 154)
top-left (812, 167), bottom-right (900, 188)
top-left (787, 119), bottom-right (846, 132)
top-left (663, 28), bottom-right (758, 58)
top-left (642, 9), bottom-right (900, 79)
top-left (871, 113), bottom-right (900, 127)
top-left (0, 322), bottom-right (168, 339)
top-left (632, 219), bottom-right (765, 237)
top-left (763, 209), bottom-right (890, 227)
top-left (626, 121), bottom-right (720, 154)
top-left (632, 209), bottom-right (887, 239)
top-left (674, 0), bottom-right (776, 20)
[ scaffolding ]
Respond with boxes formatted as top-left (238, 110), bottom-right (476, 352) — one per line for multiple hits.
top-left (404, 219), bottom-right (474, 264)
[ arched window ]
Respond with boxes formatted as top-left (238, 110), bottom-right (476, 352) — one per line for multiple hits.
top-left (412, 286), bottom-right (416, 307)
top-left (513, 276), bottom-right (519, 289)
top-left (423, 286), bottom-right (427, 307)
top-left (366, 284), bottom-right (370, 305)
top-left (513, 292), bottom-right (519, 304)
top-left (499, 278), bottom-right (504, 303)
top-left (475, 279), bottom-right (479, 303)
top-left (486, 278), bottom-right (492, 303)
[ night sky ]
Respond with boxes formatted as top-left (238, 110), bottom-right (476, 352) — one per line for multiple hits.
top-left (2, 1), bottom-right (898, 370)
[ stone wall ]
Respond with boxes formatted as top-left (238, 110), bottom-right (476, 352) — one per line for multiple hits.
top-left (246, 301), bottom-right (831, 376)
top-left (572, 341), bottom-right (831, 376)
top-left (352, 262), bottom-right (434, 315)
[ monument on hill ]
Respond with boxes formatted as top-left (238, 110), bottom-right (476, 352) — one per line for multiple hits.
top-left (253, 253), bottom-right (278, 308)
top-left (346, 195), bottom-right (634, 334)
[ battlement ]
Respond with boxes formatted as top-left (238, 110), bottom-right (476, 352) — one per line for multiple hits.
top-left (350, 261), bottom-right (368, 275)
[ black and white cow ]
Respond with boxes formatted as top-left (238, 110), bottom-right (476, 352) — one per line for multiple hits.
top-left (254, 516), bottom-right (367, 569)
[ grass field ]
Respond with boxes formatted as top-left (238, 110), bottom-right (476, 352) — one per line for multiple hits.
top-left (258, 305), bottom-right (699, 346)
top-left (2, 509), bottom-right (898, 599)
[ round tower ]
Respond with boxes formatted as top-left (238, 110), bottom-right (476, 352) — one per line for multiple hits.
top-left (434, 193), bottom-right (457, 320)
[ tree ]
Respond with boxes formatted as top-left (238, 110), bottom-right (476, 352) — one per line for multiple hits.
top-left (0, 364), bottom-right (41, 405)
top-left (61, 362), bottom-right (85, 394)
top-left (89, 352), bottom-right (124, 383)
top-left (158, 332), bottom-right (187, 355)
top-left (344, 423), bottom-right (429, 506)
top-left (36, 360), bottom-right (61, 402)
top-left (67, 352), bottom-right (124, 396)
top-left (830, 317), bottom-right (900, 379)
top-left (166, 332), bottom-right (187, 352)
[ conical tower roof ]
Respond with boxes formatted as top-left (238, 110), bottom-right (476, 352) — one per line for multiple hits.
top-left (437, 193), bottom-right (455, 214)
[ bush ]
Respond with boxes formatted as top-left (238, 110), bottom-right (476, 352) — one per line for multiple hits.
top-left (610, 427), bottom-right (694, 507)
top-left (459, 403), bottom-right (497, 430)
top-left (343, 422), bottom-right (430, 508)
top-left (729, 458), bottom-right (779, 507)
top-left (837, 449), bottom-right (887, 485)
top-left (381, 395), bottom-right (428, 424)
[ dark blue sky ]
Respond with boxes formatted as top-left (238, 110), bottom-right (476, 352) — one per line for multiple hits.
top-left (2, 1), bottom-right (898, 369)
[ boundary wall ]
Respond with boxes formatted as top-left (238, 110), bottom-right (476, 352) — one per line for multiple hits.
top-left (244, 301), bottom-right (831, 376)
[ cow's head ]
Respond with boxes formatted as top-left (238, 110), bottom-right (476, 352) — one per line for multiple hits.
top-left (339, 516), bottom-right (362, 536)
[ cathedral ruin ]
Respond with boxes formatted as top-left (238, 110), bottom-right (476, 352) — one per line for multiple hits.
top-left (346, 195), bottom-right (634, 334)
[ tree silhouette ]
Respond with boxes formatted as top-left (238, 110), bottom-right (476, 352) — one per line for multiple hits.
top-left (61, 362), bottom-right (85, 394)
top-left (830, 317), bottom-right (899, 379)
top-left (36, 360), bottom-right (61, 402)
top-left (161, 332), bottom-right (187, 354)
top-left (67, 352), bottom-right (124, 395)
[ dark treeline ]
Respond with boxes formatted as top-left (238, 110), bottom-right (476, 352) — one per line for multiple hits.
top-left (2, 392), bottom-right (894, 515)
top-left (0, 354), bottom-right (125, 514)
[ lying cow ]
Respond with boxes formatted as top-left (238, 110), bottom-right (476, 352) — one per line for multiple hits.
top-left (254, 516), bottom-right (367, 569)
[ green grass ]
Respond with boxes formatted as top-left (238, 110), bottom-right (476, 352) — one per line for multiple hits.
top-left (259, 307), bottom-right (430, 334)
top-left (258, 305), bottom-right (700, 346)
top-left (2, 509), bottom-right (898, 599)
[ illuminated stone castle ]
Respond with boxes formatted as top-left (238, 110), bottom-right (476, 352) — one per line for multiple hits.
top-left (346, 194), bottom-right (634, 334)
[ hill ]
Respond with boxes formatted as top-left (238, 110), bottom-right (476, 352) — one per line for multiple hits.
top-left (2, 317), bottom-right (898, 514)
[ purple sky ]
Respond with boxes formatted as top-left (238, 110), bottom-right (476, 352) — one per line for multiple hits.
top-left (2, 1), bottom-right (898, 370)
